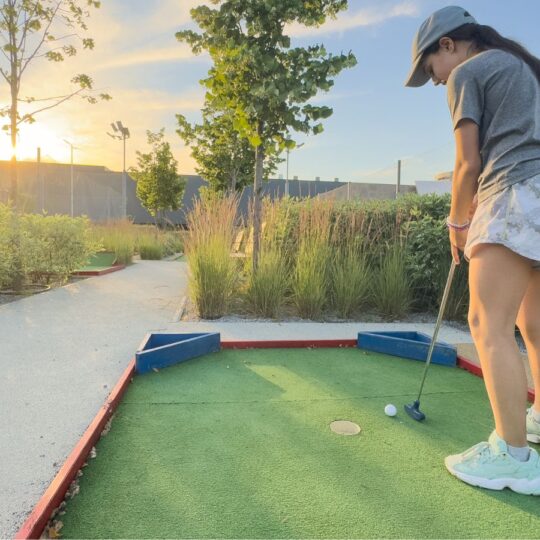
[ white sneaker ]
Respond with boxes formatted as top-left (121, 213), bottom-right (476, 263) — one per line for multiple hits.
top-left (445, 431), bottom-right (540, 495)
top-left (527, 408), bottom-right (540, 444)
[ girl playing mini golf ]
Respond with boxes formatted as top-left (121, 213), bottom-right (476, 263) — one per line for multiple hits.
top-left (406, 5), bottom-right (540, 494)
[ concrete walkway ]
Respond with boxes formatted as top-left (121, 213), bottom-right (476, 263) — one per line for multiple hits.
top-left (0, 261), bottom-right (186, 539)
top-left (2, 258), bottom-right (527, 538)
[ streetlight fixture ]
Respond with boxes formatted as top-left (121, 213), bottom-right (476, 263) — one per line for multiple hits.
top-left (107, 120), bottom-right (130, 217)
top-left (285, 142), bottom-right (305, 197)
top-left (63, 139), bottom-right (80, 217)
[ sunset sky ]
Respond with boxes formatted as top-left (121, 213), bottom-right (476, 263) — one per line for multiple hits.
top-left (1, 0), bottom-right (539, 185)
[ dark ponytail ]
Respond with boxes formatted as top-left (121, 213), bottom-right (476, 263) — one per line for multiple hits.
top-left (422, 23), bottom-right (540, 84)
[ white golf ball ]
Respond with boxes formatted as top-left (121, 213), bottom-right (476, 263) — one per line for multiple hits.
top-left (384, 404), bottom-right (397, 417)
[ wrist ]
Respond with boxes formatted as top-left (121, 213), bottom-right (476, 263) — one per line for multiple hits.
top-left (446, 216), bottom-right (470, 231)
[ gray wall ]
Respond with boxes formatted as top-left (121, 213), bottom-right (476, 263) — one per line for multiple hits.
top-left (0, 160), bottom-right (420, 226)
top-left (317, 181), bottom-right (416, 201)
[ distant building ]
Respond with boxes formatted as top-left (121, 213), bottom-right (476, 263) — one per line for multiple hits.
top-left (415, 180), bottom-right (452, 196)
top-left (434, 171), bottom-right (453, 181)
top-left (317, 181), bottom-right (416, 201)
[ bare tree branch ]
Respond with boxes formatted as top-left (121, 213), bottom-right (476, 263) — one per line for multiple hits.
top-left (23, 43), bottom-right (73, 61)
top-left (16, 1), bottom-right (39, 52)
top-left (17, 87), bottom-right (85, 122)
top-left (0, 66), bottom-right (10, 84)
top-left (0, 42), bottom-right (12, 64)
top-left (19, 0), bottom-right (63, 79)
top-left (18, 91), bottom-right (78, 102)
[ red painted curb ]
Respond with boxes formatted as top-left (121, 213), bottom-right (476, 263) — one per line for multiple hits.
top-left (457, 355), bottom-right (535, 402)
top-left (72, 264), bottom-right (126, 277)
top-left (221, 339), bottom-right (358, 349)
top-left (14, 359), bottom-right (136, 540)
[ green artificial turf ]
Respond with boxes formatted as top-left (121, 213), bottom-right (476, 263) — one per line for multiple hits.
top-left (74, 252), bottom-right (118, 272)
top-left (60, 348), bottom-right (540, 539)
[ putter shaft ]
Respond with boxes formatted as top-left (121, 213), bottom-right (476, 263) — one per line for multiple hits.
top-left (415, 259), bottom-right (457, 402)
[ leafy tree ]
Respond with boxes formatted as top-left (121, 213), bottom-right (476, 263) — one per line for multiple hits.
top-left (130, 129), bottom-right (186, 227)
top-left (0, 0), bottom-right (111, 208)
top-left (177, 0), bottom-right (357, 270)
top-left (177, 106), bottom-right (282, 193)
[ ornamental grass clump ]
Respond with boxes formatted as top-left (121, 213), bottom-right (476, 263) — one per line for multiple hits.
top-left (329, 212), bottom-right (372, 319)
top-left (92, 219), bottom-right (135, 265)
top-left (330, 246), bottom-right (372, 319)
top-left (292, 199), bottom-right (333, 320)
top-left (372, 239), bottom-right (412, 320)
top-left (185, 192), bottom-right (239, 319)
top-left (243, 198), bottom-right (291, 318)
top-left (137, 233), bottom-right (164, 260)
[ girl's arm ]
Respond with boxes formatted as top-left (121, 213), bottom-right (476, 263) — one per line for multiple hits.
top-left (450, 119), bottom-right (481, 223)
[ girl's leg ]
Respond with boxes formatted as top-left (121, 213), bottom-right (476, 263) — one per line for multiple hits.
top-left (468, 243), bottom-right (533, 447)
top-left (516, 269), bottom-right (540, 411)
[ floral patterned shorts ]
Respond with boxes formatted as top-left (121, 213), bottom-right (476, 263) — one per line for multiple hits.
top-left (464, 174), bottom-right (540, 270)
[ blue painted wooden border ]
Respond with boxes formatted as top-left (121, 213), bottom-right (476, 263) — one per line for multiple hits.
top-left (135, 332), bottom-right (221, 374)
top-left (357, 331), bottom-right (456, 367)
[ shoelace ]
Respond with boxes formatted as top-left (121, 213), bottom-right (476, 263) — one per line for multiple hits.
top-left (460, 442), bottom-right (504, 464)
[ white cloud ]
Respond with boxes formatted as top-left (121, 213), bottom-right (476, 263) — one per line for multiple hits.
top-left (286, 1), bottom-right (420, 37)
top-left (94, 44), bottom-right (208, 71)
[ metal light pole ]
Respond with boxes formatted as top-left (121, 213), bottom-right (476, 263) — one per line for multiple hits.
top-left (107, 121), bottom-right (131, 218)
top-left (63, 139), bottom-right (79, 217)
top-left (285, 143), bottom-right (304, 197)
top-left (396, 159), bottom-right (402, 199)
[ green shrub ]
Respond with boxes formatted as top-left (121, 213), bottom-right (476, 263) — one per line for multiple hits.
top-left (0, 204), bottom-right (17, 289)
top-left (20, 214), bottom-right (99, 284)
top-left (403, 214), bottom-right (469, 321)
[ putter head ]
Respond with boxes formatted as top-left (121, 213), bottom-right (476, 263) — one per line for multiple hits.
top-left (404, 400), bottom-right (426, 422)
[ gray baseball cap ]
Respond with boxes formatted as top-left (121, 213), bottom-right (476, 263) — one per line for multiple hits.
top-left (405, 6), bottom-right (477, 87)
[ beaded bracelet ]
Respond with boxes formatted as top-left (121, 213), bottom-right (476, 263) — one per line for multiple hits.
top-left (445, 216), bottom-right (470, 231)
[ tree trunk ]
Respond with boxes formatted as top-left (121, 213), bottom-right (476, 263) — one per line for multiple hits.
top-left (9, 14), bottom-right (23, 291)
top-left (9, 33), bottom-right (18, 208)
top-left (252, 138), bottom-right (264, 273)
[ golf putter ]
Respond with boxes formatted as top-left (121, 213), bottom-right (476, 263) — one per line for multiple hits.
top-left (405, 258), bottom-right (458, 421)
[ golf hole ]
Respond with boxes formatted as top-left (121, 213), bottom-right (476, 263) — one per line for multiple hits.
top-left (330, 420), bottom-right (361, 436)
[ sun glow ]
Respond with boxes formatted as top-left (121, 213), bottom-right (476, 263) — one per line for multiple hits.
top-left (0, 123), bottom-right (72, 163)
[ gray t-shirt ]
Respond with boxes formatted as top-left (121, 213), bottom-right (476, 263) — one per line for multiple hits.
top-left (447, 49), bottom-right (540, 203)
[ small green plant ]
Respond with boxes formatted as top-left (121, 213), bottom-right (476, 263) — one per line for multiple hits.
top-left (372, 240), bottom-right (412, 320)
